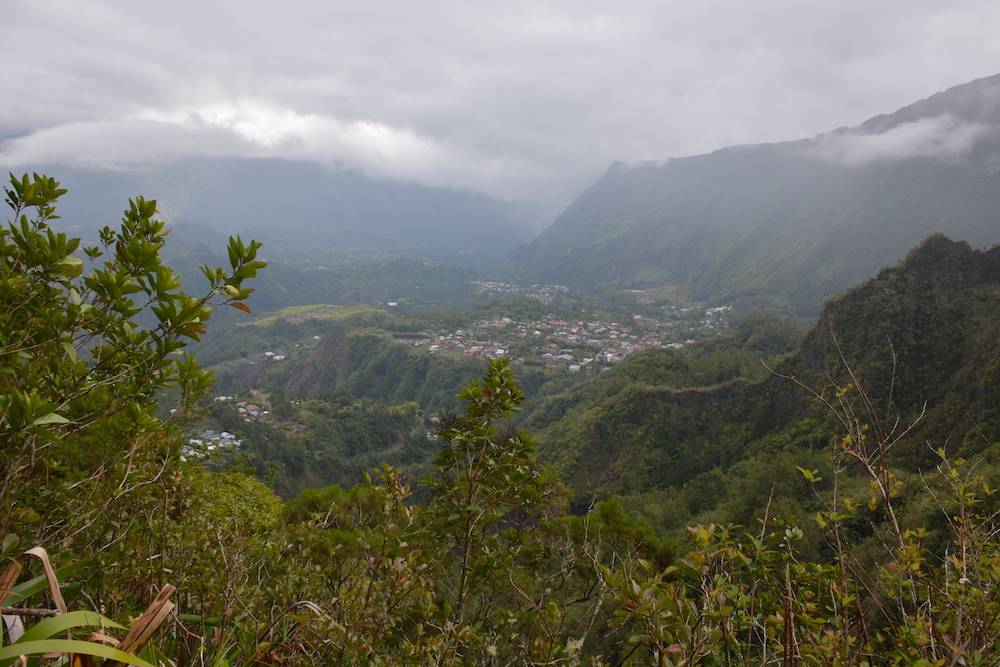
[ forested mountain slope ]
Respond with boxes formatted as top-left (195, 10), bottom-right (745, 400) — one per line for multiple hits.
top-left (514, 74), bottom-right (1000, 312)
top-left (535, 235), bottom-right (1000, 513)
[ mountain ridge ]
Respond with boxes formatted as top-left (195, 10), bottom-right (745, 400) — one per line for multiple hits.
top-left (42, 157), bottom-right (540, 263)
top-left (512, 74), bottom-right (1000, 313)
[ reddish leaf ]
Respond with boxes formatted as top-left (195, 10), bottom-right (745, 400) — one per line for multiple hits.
top-left (229, 302), bottom-right (252, 314)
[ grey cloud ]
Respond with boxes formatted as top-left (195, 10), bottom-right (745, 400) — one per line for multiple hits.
top-left (3, 1), bottom-right (1000, 204)
top-left (0, 119), bottom-right (248, 166)
top-left (0, 105), bottom-right (547, 195)
top-left (808, 115), bottom-right (994, 165)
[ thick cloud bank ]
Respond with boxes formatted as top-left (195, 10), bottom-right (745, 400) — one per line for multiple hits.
top-left (3, 1), bottom-right (1000, 202)
top-left (0, 103), bottom-right (529, 193)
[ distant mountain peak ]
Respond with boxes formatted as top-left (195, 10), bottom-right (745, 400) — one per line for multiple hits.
top-left (855, 72), bottom-right (1000, 135)
top-left (803, 73), bottom-right (1000, 168)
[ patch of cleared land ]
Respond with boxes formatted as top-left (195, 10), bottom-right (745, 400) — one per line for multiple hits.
top-left (250, 304), bottom-right (388, 327)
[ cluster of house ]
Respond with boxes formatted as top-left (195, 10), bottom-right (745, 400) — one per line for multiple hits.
top-left (263, 351), bottom-right (287, 361)
top-left (426, 333), bottom-right (508, 360)
top-left (470, 281), bottom-right (569, 304)
top-left (409, 309), bottom-right (729, 371)
top-left (180, 428), bottom-right (242, 461)
top-left (537, 315), bottom-right (672, 366)
top-left (236, 400), bottom-right (268, 421)
top-left (213, 394), bottom-right (269, 422)
top-left (702, 304), bottom-right (733, 326)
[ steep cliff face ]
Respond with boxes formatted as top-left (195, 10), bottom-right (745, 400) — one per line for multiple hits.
top-left (285, 327), bottom-right (352, 397)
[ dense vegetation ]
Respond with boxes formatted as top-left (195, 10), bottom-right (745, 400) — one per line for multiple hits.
top-left (528, 236), bottom-right (1000, 536)
top-left (187, 290), bottom-right (739, 495)
top-left (183, 297), bottom-right (797, 496)
top-left (3, 176), bottom-right (1000, 665)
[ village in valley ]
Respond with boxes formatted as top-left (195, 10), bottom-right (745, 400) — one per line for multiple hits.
top-left (401, 302), bottom-right (733, 372)
top-left (469, 280), bottom-right (569, 304)
top-left (183, 285), bottom-right (735, 460)
top-left (206, 282), bottom-right (736, 377)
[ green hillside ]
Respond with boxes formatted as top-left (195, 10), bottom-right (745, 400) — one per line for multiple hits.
top-left (532, 235), bottom-right (1000, 535)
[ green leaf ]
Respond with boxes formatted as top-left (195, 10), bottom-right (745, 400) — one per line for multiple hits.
top-left (0, 639), bottom-right (153, 667)
top-left (2, 562), bottom-right (78, 606)
top-left (31, 412), bottom-right (69, 426)
top-left (178, 613), bottom-right (222, 627)
top-left (16, 610), bottom-right (123, 644)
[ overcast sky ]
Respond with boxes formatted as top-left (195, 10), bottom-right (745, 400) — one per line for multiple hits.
top-left (3, 1), bottom-right (1000, 205)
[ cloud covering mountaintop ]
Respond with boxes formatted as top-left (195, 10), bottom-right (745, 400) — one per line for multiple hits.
top-left (511, 73), bottom-right (1000, 312)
